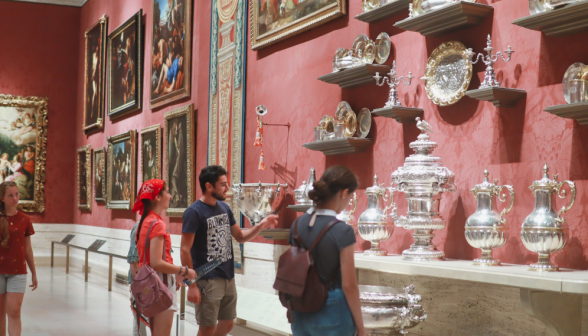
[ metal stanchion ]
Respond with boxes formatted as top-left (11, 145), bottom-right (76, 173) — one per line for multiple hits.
top-left (180, 286), bottom-right (186, 320)
top-left (66, 246), bottom-right (70, 274)
top-left (176, 314), bottom-right (180, 336)
top-left (51, 242), bottom-right (54, 268)
top-left (84, 250), bottom-right (89, 282)
top-left (108, 255), bottom-right (113, 291)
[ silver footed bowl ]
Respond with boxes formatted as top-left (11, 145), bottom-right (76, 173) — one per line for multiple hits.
top-left (231, 182), bottom-right (288, 226)
top-left (360, 285), bottom-right (426, 335)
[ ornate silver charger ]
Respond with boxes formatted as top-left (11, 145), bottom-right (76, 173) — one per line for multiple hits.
top-left (231, 182), bottom-right (288, 225)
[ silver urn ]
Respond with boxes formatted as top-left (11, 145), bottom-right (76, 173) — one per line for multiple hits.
top-left (358, 175), bottom-right (395, 256)
top-left (293, 167), bottom-right (316, 206)
top-left (521, 164), bottom-right (576, 271)
top-left (360, 285), bottom-right (427, 335)
top-left (293, 181), bottom-right (308, 204)
top-left (231, 182), bottom-right (288, 225)
top-left (465, 169), bottom-right (514, 266)
top-left (391, 118), bottom-right (455, 261)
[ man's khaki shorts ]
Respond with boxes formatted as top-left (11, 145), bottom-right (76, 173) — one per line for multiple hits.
top-left (195, 278), bottom-right (237, 326)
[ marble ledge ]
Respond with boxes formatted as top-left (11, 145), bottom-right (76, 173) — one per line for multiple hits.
top-left (354, 254), bottom-right (588, 294)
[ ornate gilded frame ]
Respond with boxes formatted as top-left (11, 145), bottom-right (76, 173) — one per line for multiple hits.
top-left (107, 10), bottom-right (142, 119)
top-left (83, 14), bottom-right (107, 133)
top-left (77, 145), bottom-right (92, 211)
top-left (94, 147), bottom-right (107, 203)
top-left (140, 124), bottom-right (162, 182)
top-left (106, 130), bottom-right (137, 210)
top-left (149, 0), bottom-right (192, 109)
top-left (164, 104), bottom-right (194, 217)
top-left (250, 0), bottom-right (346, 50)
top-left (421, 41), bottom-right (473, 106)
top-left (0, 94), bottom-right (47, 213)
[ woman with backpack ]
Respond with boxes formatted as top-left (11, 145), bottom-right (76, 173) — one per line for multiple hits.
top-left (133, 179), bottom-right (196, 336)
top-left (287, 166), bottom-right (366, 336)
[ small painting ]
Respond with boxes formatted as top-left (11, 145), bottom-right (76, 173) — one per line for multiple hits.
top-left (0, 95), bottom-right (48, 212)
top-left (83, 15), bottom-right (108, 133)
top-left (94, 147), bottom-right (106, 203)
top-left (106, 130), bottom-right (137, 210)
top-left (150, 0), bottom-right (192, 109)
top-left (250, 0), bottom-right (346, 50)
top-left (164, 104), bottom-right (194, 217)
top-left (140, 125), bottom-right (161, 183)
top-left (108, 10), bottom-right (143, 119)
top-left (77, 145), bottom-right (92, 211)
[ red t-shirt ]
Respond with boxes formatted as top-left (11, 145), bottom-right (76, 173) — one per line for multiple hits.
top-left (0, 211), bottom-right (35, 274)
top-left (136, 211), bottom-right (173, 267)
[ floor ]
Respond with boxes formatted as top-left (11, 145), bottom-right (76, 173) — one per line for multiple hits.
top-left (18, 266), bottom-right (263, 336)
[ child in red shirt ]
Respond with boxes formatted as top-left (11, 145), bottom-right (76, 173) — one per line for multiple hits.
top-left (0, 181), bottom-right (38, 336)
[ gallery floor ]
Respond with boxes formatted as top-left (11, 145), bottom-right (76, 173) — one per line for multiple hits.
top-left (19, 267), bottom-right (263, 336)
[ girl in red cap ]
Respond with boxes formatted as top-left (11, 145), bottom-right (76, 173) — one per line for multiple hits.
top-left (133, 179), bottom-right (196, 336)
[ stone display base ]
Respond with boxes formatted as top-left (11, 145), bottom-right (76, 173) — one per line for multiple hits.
top-left (465, 87), bottom-right (527, 108)
top-left (394, 1), bottom-right (494, 37)
top-left (287, 204), bottom-right (312, 213)
top-left (259, 229), bottom-right (290, 240)
top-left (303, 138), bottom-right (373, 155)
top-left (544, 101), bottom-right (588, 125)
top-left (512, 1), bottom-right (588, 37)
top-left (355, 0), bottom-right (411, 23)
top-left (318, 64), bottom-right (391, 89)
top-left (372, 106), bottom-right (424, 123)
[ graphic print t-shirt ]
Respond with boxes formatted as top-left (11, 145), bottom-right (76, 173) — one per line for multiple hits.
top-left (182, 200), bottom-right (237, 279)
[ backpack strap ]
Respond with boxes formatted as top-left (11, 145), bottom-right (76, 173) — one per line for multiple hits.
top-left (292, 218), bottom-right (303, 248)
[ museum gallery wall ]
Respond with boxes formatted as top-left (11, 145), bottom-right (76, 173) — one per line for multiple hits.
top-left (2, 0), bottom-right (588, 269)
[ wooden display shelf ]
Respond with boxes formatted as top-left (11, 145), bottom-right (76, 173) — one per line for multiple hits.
top-left (544, 101), bottom-right (588, 125)
top-left (318, 64), bottom-right (391, 89)
top-left (371, 106), bottom-right (424, 123)
top-left (355, 0), bottom-right (411, 23)
top-left (303, 138), bottom-right (373, 155)
top-left (512, 1), bottom-right (588, 37)
top-left (465, 87), bottom-right (527, 108)
top-left (259, 229), bottom-right (290, 240)
top-left (287, 204), bottom-right (312, 213)
top-left (393, 1), bottom-right (494, 37)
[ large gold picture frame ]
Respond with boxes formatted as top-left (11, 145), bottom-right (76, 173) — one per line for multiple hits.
top-left (0, 94), bottom-right (47, 213)
top-left (94, 147), bottom-right (107, 203)
top-left (77, 145), bottom-right (92, 211)
top-left (140, 124), bottom-right (162, 183)
top-left (250, 0), bottom-right (346, 50)
top-left (106, 130), bottom-right (137, 210)
top-left (83, 14), bottom-right (107, 133)
top-left (164, 104), bottom-right (194, 217)
top-left (149, 0), bottom-right (192, 109)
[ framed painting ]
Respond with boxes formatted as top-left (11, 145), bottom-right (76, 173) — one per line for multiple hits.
top-left (77, 145), bottom-right (92, 211)
top-left (83, 14), bottom-right (108, 133)
top-left (140, 125), bottom-right (161, 183)
top-left (150, 0), bottom-right (192, 109)
top-left (106, 130), bottom-right (137, 210)
top-left (108, 10), bottom-right (143, 119)
top-left (250, 0), bottom-right (346, 50)
top-left (94, 147), bottom-right (107, 203)
top-left (0, 95), bottom-right (47, 213)
top-left (164, 104), bottom-right (194, 217)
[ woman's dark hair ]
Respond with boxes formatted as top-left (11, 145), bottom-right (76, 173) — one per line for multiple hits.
top-left (308, 165), bottom-right (358, 206)
top-left (135, 182), bottom-right (166, 243)
top-left (199, 165), bottom-right (228, 194)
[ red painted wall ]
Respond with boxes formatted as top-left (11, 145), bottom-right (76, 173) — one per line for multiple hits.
top-left (0, 1), bottom-right (80, 224)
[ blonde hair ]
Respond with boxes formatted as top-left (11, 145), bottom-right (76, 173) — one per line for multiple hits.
top-left (0, 181), bottom-right (17, 248)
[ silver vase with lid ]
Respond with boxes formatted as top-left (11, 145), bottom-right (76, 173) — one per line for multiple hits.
top-left (521, 164), bottom-right (576, 271)
top-left (358, 175), bottom-right (395, 256)
top-left (465, 169), bottom-right (514, 266)
top-left (391, 118), bottom-right (455, 261)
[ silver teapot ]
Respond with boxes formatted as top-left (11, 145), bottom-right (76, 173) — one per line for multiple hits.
top-left (465, 169), bottom-right (514, 266)
top-left (358, 175), bottom-right (395, 256)
top-left (293, 181), bottom-right (308, 204)
top-left (521, 164), bottom-right (576, 271)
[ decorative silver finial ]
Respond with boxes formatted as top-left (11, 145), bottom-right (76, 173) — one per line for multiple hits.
top-left (373, 60), bottom-right (414, 108)
top-left (415, 117), bottom-right (433, 135)
top-left (465, 34), bottom-right (514, 89)
top-left (483, 168), bottom-right (489, 181)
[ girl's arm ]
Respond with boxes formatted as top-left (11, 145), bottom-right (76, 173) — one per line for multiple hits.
top-left (149, 236), bottom-right (196, 280)
top-left (24, 236), bottom-right (38, 291)
top-left (340, 245), bottom-right (366, 336)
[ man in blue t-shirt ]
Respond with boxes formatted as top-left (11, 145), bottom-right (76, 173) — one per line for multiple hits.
top-left (181, 165), bottom-right (277, 336)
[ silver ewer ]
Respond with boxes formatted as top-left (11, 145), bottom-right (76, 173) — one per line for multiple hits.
top-left (391, 118), bottom-right (455, 261)
top-left (360, 285), bottom-right (427, 335)
top-left (465, 169), bottom-right (514, 266)
top-left (337, 192), bottom-right (358, 225)
top-left (374, 61), bottom-right (414, 108)
top-left (521, 164), bottom-right (576, 272)
top-left (231, 182), bottom-right (288, 225)
top-left (465, 34), bottom-right (513, 89)
top-left (358, 175), bottom-right (395, 256)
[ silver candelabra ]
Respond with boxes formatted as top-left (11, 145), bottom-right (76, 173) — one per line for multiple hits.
top-left (374, 61), bottom-right (414, 108)
top-left (465, 34), bottom-right (514, 89)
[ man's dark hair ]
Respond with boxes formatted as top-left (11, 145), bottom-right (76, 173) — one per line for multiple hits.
top-left (199, 165), bottom-right (228, 194)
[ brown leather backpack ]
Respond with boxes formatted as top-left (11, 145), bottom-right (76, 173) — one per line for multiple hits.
top-left (273, 217), bottom-right (340, 316)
